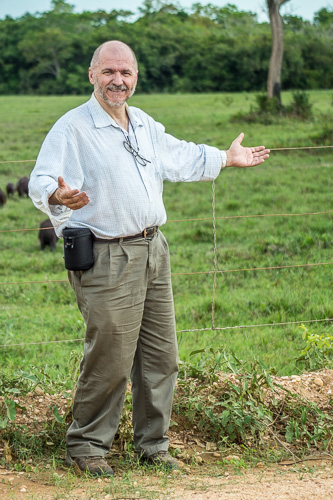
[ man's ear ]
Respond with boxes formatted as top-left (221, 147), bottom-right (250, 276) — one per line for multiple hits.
top-left (88, 67), bottom-right (94, 85)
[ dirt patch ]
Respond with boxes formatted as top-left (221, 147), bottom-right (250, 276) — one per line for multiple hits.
top-left (0, 459), bottom-right (333, 499)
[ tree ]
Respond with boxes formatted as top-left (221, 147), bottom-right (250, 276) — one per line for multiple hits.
top-left (50, 0), bottom-right (75, 14)
top-left (267, 0), bottom-right (290, 104)
top-left (0, 2), bottom-right (332, 95)
top-left (314, 7), bottom-right (333, 26)
top-left (19, 27), bottom-right (72, 81)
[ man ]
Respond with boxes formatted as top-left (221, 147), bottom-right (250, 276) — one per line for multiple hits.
top-left (29, 40), bottom-right (269, 477)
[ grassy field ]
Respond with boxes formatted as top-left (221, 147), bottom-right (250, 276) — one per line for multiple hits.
top-left (0, 90), bottom-right (332, 386)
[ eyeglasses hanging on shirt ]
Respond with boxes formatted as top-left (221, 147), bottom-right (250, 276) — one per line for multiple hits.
top-left (121, 121), bottom-right (151, 167)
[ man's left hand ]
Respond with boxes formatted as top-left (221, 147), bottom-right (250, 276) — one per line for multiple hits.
top-left (226, 133), bottom-right (270, 168)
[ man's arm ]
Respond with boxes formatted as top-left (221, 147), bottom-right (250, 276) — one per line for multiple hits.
top-left (225, 133), bottom-right (270, 168)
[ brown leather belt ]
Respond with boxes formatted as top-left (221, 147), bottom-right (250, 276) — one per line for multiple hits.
top-left (94, 226), bottom-right (158, 243)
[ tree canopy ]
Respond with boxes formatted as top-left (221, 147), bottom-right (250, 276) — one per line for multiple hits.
top-left (0, 0), bottom-right (332, 95)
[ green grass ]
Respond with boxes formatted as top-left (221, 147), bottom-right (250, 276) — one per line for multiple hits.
top-left (0, 90), bottom-right (332, 384)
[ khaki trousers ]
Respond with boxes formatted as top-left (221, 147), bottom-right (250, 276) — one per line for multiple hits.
top-left (66, 230), bottom-right (178, 458)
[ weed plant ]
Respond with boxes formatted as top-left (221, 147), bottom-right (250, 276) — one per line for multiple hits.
top-left (232, 90), bottom-right (314, 123)
top-left (296, 325), bottom-right (333, 371)
top-left (176, 344), bottom-right (333, 453)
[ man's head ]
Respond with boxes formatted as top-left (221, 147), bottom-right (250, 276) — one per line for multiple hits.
top-left (89, 40), bottom-right (138, 109)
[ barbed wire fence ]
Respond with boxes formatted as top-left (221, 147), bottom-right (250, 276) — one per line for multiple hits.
top-left (0, 145), bottom-right (332, 349)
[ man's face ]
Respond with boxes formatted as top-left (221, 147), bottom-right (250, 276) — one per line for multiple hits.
top-left (89, 46), bottom-right (138, 109)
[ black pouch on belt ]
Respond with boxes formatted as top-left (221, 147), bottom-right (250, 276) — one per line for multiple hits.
top-left (63, 227), bottom-right (94, 271)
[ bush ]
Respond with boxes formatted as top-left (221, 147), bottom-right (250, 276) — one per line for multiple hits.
top-left (232, 90), bottom-right (313, 123)
top-left (175, 345), bottom-right (333, 452)
top-left (285, 91), bottom-right (313, 119)
top-left (296, 325), bottom-right (333, 371)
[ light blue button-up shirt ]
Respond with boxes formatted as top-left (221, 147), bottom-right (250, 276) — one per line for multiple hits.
top-left (29, 94), bottom-right (224, 238)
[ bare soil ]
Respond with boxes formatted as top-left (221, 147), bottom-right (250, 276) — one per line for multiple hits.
top-left (1, 369), bottom-right (333, 499)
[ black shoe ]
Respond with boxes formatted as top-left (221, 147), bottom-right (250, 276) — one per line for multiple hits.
top-left (142, 450), bottom-right (179, 470)
top-left (66, 454), bottom-right (114, 477)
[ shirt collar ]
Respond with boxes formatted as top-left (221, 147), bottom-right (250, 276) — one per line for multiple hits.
top-left (88, 93), bottom-right (143, 130)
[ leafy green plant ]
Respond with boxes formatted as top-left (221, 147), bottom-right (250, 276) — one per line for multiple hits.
top-left (284, 398), bottom-right (333, 449)
top-left (176, 344), bottom-right (333, 453)
top-left (0, 397), bottom-right (17, 430)
top-left (176, 346), bottom-right (277, 445)
top-left (296, 325), bottom-right (333, 370)
top-left (178, 345), bottom-right (242, 383)
top-left (0, 353), bottom-right (81, 463)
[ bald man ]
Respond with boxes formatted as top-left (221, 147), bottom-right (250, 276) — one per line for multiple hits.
top-left (29, 40), bottom-right (269, 477)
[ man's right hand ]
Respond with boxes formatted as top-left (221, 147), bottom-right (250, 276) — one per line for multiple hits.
top-left (48, 176), bottom-right (90, 210)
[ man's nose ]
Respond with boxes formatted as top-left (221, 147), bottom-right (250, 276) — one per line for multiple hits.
top-left (112, 72), bottom-right (123, 85)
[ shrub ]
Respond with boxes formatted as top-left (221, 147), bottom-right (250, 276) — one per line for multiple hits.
top-left (232, 90), bottom-right (313, 123)
top-left (296, 325), bottom-right (333, 371)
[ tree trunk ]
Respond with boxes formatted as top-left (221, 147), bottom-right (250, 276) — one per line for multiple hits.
top-left (267, 0), bottom-right (290, 104)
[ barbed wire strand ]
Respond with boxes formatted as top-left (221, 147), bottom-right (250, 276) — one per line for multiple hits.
top-left (1, 209), bottom-right (332, 234)
top-left (0, 160), bottom-right (35, 164)
top-left (168, 210), bottom-right (333, 223)
top-left (0, 261), bottom-right (332, 287)
top-left (0, 279), bottom-right (68, 286)
top-left (270, 146), bottom-right (333, 151)
top-left (178, 317), bottom-right (332, 334)
top-left (0, 145), bottom-right (332, 165)
top-left (172, 261), bottom-right (333, 276)
top-left (1, 317), bottom-right (331, 348)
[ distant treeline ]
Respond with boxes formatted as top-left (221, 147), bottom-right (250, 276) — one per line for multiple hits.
top-left (1, 0), bottom-right (333, 95)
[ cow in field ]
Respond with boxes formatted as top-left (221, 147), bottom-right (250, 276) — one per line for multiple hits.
top-left (39, 219), bottom-right (58, 252)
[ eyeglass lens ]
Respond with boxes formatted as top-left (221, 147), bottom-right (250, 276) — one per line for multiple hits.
top-left (123, 140), bottom-right (150, 166)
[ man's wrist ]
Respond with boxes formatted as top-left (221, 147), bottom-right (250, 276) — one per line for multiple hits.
top-left (220, 150), bottom-right (227, 169)
top-left (225, 149), bottom-right (232, 167)
top-left (49, 188), bottom-right (61, 205)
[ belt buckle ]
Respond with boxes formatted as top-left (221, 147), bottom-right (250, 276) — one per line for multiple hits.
top-left (143, 228), bottom-right (147, 238)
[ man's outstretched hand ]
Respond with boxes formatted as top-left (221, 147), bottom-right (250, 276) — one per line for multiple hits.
top-left (49, 176), bottom-right (90, 210)
top-left (226, 133), bottom-right (270, 168)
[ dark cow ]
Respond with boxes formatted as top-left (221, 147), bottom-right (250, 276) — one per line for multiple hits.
top-left (6, 182), bottom-right (16, 197)
top-left (39, 219), bottom-right (58, 252)
top-left (16, 177), bottom-right (29, 197)
top-left (0, 189), bottom-right (7, 207)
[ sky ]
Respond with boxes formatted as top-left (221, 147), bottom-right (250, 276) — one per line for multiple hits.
top-left (0, 0), bottom-right (332, 22)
